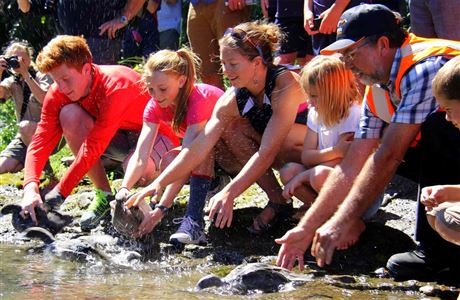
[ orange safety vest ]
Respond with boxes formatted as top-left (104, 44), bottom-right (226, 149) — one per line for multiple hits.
top-left (364, 33), bottom-right (460, 124)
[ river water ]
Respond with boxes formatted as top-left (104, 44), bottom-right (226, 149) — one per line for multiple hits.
top-left (0, 182), bottom-right (458, 299)
top-left (1, 242), bottom-right (449, 300)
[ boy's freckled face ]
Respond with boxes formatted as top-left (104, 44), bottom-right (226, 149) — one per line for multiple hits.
top-left (49, 63), bottom-right (91, 101)
top-left (437, 96), bottom-right (460, 130)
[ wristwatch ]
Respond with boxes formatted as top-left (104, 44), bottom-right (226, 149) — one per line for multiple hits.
top-left (120, 15), bottom-right (129, 25)
top-left (155, 204), bottom-right (169, 215)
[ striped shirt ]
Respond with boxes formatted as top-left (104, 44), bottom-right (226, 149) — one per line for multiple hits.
top-left (356, 48), bottom-right (449, 139)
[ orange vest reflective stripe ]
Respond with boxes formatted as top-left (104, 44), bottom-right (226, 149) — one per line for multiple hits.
top-left (364, 33), bottom-right (460, 123)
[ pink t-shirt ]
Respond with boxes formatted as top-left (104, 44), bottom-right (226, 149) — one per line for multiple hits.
top-left (143, 83), bottom-right (224, 138)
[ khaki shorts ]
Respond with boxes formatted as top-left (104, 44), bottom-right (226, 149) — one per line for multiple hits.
top-left (187, 0), bottom-right (250, 78)
top-left (427, 201), bottom-right (460, 233)
top-left (0, 135), bottom-right (66, 164)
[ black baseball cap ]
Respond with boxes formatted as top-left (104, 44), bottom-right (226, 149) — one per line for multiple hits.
top-left (321, 4), bottom-right (400, 55)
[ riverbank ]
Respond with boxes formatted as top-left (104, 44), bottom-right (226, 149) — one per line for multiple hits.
top-left (1, 173), bottom-right (459, 299)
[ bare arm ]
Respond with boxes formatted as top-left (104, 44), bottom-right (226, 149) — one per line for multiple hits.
top-left (276, 137), bottom-right (378, 270)
top-left (0, 57), bottom-right (8, 99)
top-left (155, 120), bottom-right (209, 208)
top-left (318, 0), bottom-right (350, 34)
top-left (9, 57), bottom-right (49, 103)
top-left (121, 121), bottom-right (159, 190)
top-left (421, 184), bottom-right (460, 209)
top-left (131, 120), bottom-right (209, 238)
top-left (223, 72), bottom-right (305, 200)
top-left (125, 91), bottom-right (237, 207)
top-left (304, 0), bottom-right (317, 35)
top-left (99, 0), bottom-right (146, 39)
top-left (157, 94), bottom-right (235, 186)
top-left (312, 122), bottom-right (421, 266)
top-left (17, 0), bottom-right (30, 13)
top-left (302, 132), bottom-right (354, 167)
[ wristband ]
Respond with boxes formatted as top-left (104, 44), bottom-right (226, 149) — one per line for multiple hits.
top-left (154, 204), bottom-right (169, 215)
top-left (120, 15), bottom-right (129, 25)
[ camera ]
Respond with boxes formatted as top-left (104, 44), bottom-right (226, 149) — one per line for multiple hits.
top-left (5, 56), bottom-right (20, 70)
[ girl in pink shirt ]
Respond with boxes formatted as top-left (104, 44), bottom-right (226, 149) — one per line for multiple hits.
top-left (116, 48), bottom-right (223, 243)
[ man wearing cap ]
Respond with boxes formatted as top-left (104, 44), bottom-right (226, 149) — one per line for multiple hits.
top-left (276, 3), bottom-right (460, 281)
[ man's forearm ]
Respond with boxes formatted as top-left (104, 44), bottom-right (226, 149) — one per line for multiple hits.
top-left (298, 139), bottom-right (377, 231)
top-left (17, 0), bottom-right (30, 13)
top-left (123, 0), bottom-right (147, 21)
top-left (331, 123), bottom-right (421, 224)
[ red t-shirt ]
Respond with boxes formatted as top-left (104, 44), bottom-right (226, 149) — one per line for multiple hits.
top-left (143, 83), bottom-right (223, 138)
top-left (24, 64), bottom-right (177, 196)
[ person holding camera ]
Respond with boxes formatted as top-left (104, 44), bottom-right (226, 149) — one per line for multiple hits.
top-left (0, 41), bottom-right (57, 178)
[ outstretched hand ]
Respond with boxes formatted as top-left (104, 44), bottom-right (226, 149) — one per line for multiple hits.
top-left (125, 180), bottom-right (163, 209)
top-left (275, 226), bottom-right (314, 271)
top-left (99, 18), bottom-right (126, 39)
top-left (311, 220), bottom-right (343, 267)
top-left (133, 208), bottom-right (163, 238)
top-left (207, 189), bottom-right (234, 229)
top-left (282, 174), bottom-right (304, 199)
top-left (115, 187), bottom-right (131, 202)
top-left (420, 185), bottom-right (458, 210)
top-left (20, 188), bottom-right (44, 225)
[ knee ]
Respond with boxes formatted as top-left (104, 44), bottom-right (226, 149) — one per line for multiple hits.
top-left (280, 163), bottom-right (301, 184)
top-left (18, 120), bottom-right (36, 139)
top-left (310, 165), bottom-right (332, 192)
top-left (60, 104), bottom-right (92, 136)
top-left (159, 149), bottom-right (180, 171)
top-left (433, 206), bottom-right (460, 246)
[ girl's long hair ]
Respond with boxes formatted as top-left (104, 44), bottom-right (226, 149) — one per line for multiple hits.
top-left (143, 47), bottom-right (200, 133)
top-left (301, 55), bottom-right (361, 127)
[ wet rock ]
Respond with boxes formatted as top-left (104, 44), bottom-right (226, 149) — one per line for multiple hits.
top-left (21, 227), bottom-right (108, 262)
top-left (111, 198), bottom-right (143, 238)
top-left (1, 204), bottom-right (72, 235)
top-left (196, 262), bottom-right (313, 294)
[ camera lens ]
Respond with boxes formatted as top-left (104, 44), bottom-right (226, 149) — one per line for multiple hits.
top-left (5, 56), bottom-right (20, 69)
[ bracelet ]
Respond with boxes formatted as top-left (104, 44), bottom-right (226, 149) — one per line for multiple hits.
top-left (154, 204), bottom-right (169, 215)
top-left (118, 187), bottom-right (129, 192)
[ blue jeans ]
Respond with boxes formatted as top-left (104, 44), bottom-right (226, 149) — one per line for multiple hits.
top-left (159, 29), bottom-right (180, 50)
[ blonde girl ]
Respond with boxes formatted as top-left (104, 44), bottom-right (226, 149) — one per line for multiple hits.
top-left (280, 55), bottom-right (361, 217)
top-left (116, 48), bottom-right (224, 242)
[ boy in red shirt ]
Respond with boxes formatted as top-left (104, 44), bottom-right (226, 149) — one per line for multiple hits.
top-left (20, 35), bottom-right (178, 231)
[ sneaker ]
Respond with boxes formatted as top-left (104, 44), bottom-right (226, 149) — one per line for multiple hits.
top-left (386, 246), bottom-right (451, 281)
top-left (205, 174), bottom-right (232, 203)
top-left (169, 216), bottom-right (207, 245)
top-left (80, 190), bottom-right (113, 231)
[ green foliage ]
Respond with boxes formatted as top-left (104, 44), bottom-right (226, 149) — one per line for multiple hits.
top-left (0, 100), bottom-right (18, 150)
top-left (0, 0), bottom-right (57, 54)
top-left (49, 144), bottom-right (72, 179)
top-left (118, 56), bottom-right (144, 72)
